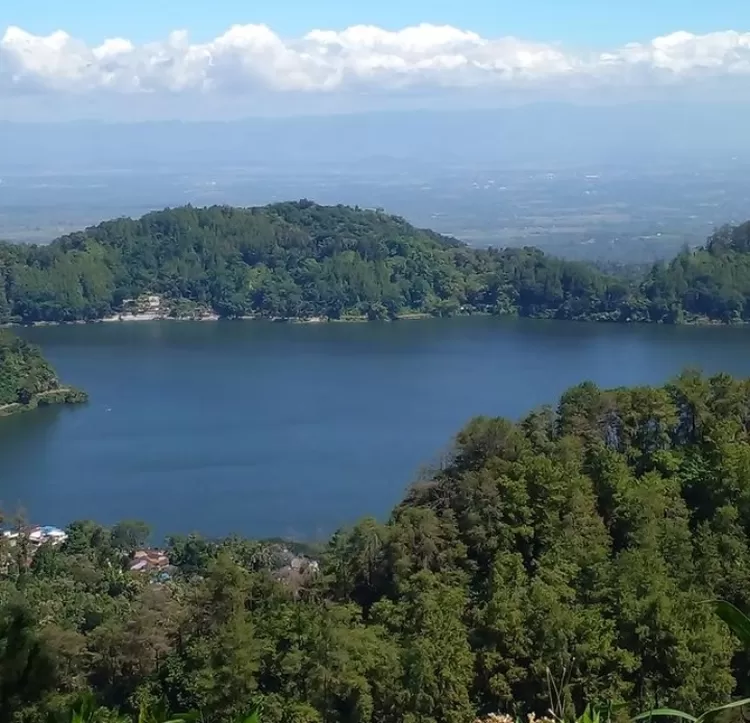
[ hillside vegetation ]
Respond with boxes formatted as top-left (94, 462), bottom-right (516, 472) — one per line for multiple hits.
top-left (0, 330), bottom-right (86, 412)
top-left (644, 221), bottom-right (750, 322)
top-left (0, 331), bottom-right (57, 405)
top-left (3, 201), bottom-right (750, 326)
top-left (6, 371), bottom-right (750, 721)
top-left (0, 201), bottom-right (638, 324)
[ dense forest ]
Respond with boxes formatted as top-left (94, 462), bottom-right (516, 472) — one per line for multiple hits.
top-left (2, 200), bottom-right (749, 325)
top-left (0, 331), bottom-right (86, 412)
top-left (0, 201), bottom-right (630, 323)
top-left (7, 371), bottom-right (750, 722)
top-left (643, 222), bottom-right (750, 322)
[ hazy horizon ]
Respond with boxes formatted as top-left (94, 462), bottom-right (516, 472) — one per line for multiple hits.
top-left (3, 102), bottom-right (750, 171)
top-left (2, 93), bottom-right (750, 264)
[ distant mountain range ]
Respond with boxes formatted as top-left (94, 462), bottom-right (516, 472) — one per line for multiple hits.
top-left (3, 103), bottom-right (750, 174)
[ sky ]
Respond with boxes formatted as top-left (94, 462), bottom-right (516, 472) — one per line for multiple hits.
top-left (2, 0), bottom-right (750, 120)
top-left (5, 0), bottom-right (750, 47)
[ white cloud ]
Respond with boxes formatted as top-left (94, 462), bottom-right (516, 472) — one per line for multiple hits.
top-left (2, 22), bottom-right (750, 107)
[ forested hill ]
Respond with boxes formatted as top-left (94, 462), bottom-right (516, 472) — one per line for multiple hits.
top-left (0, 201), bottom-right (634, 323)
top-left (643, 221), bottom-right (750, 322)
top-left (1, 201), bottom-right (750, 325)
top-left (0, 331), bottom-right (86, 411)
top-left (8, 371), bottom-right (750, 722)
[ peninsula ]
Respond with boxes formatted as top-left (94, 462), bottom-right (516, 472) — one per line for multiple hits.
top-left (0, 331), bottom-right (87, 416)
top-left (0, 200), bottom-right (749, 325)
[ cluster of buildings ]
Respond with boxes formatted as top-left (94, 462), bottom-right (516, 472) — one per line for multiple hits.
top-left (272, 546), bottom-right (320, 592)
top-left (2, 525), bottom-right (68, 548)
top-left (122, 294), bottom-right (164, 314)
top-left (104, 294), bottom-right (167, 321)
top-left (128, 548), bottom-right (173, 575)
top-left (125, 546), bottom-right (319, 586)
top-left (1, 527), bottom-right (175, 580)
top-left (0, 524), bottom-right (319, 590)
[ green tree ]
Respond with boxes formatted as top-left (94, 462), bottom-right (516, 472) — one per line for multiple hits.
top-left (110, 521), bottom-right (151, 554)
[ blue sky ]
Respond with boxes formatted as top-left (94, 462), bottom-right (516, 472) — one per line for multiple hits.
top-left (3, 0), bottom-right (749, 45)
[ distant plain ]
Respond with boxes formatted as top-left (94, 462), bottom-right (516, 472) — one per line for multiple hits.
top-left (4, 105), bottom-right (750, 263)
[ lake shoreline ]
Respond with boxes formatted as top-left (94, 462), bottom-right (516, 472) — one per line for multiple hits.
top-left (1, 310), bottom-right (741, 329)
top-left (2, 311), bottom-right (440, 328)
top-left (0, 387), bottom-right (89, 418)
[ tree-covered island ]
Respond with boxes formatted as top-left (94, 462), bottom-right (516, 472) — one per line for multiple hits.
top-left (2, 200), bottom-right (750, 325)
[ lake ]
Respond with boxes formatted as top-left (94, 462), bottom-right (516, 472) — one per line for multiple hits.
top-left (4, 317), bottom-right (750, 541)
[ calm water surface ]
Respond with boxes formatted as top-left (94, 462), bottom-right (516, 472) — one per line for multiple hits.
top-left (3, 317), bottom-right (750, 540)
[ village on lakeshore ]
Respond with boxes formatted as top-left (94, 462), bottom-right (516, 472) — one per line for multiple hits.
top-left (1, 522), bottom-right (320, 585)
top-left (102, 293), bottom-right (219, 322)
top-left (3, 524), bottom-right (68, 547)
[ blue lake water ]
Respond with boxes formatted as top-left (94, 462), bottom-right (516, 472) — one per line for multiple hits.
top-left (3, 317), bottom-right (750, 540)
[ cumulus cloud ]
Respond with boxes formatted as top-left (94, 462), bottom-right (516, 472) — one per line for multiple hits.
top-left (2, 22), bottom-right (750, 101)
